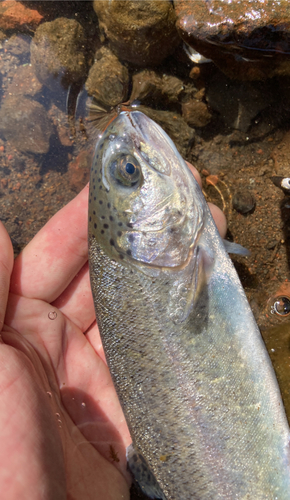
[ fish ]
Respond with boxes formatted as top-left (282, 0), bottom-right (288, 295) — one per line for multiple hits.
top-left (88, 109), bottom-right (290, 499)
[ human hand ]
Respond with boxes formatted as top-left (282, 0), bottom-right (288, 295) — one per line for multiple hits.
top-left (0, 165), bottom-right (226, 500)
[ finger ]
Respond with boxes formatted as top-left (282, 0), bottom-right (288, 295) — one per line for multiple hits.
top-left (52, 262), bottom-right (95, 332)
top-left (208, 203), bottom-right (227, 238)
top-left (0, 222), bottom-right (14, 332)
top-left (186, 162), bottom-right (227, 238)
top-left (186, 161), bottom-right (202, 188)
top-left (10, 185), bottom-right (89, 304)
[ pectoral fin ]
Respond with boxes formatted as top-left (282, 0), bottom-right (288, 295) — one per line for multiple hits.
top-left (223, 239), bottom-right (250, 256)
top-left (126, 444), bottom-right (166, 500)
top-left (169, 245), bottom-right (214, 324)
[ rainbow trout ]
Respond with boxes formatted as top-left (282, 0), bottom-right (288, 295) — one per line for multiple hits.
top-left (88, 110), bottom-right (290, 499)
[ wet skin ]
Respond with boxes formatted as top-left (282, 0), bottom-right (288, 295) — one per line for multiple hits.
top-left (0, 165), bottom-right (226, 500)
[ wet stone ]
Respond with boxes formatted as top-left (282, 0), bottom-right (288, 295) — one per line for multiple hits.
top-left (0, 96), bottom-right (52, 154)
top-left (68, 148), bottom-right (93, 192)
top-left (175, 0), bottom-right (290, 80)
top-left (233, 190), bottom-right (256, 215)
top-left (93, 0), bottom-right (180, 67)
top-left (182, 99), bottom-right (212, 128)
top-left (0, 0), bottom-right (43, 32)
top-left (30, 18), bottom-right (88, 90)
top-left (4, 34), bottom-right (31, 58)
top-left (7, 65), bottom-right (43, 98)
top-left (130, 70), bottom-right (184, 105)
top-left (85, 46), bottom-right (129, 108)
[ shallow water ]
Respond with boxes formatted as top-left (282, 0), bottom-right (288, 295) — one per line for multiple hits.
top-left (1, 1), bottom-right (290, 498)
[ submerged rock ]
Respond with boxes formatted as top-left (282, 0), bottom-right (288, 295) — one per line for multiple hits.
top-left (30, 18), bottom-right (87, 90)
top-left (0, 96), bottom-right (52, 154)
top-left (85, 46), bottom-right (129, 107)
top-left (93, 0), bottom-right (180, 66)
top-left (175, 0), bottom-right (290, 80)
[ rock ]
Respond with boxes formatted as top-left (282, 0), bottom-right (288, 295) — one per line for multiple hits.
top-left (7, 65), bottom-right (43, 97)
top-left (4, 34), bottom-right (31, 58)
top-left (30, 18), bottom-right (87, 90)
top-left (139, 106), bottom-right (195, 157)
top-left (175, 0), bottom-right (290, 80)
top-left (206, 72), bottom-right (273, 132)
top-left (233, 190), bottom-right (256, 214)
top-left (0, 96), bottom-right (52, 154)
top-left (130, 70), bottom-right (184, 105)
top-left (93, 0), bottom-right (180, 66)
top-left (85, 46), bottom-right (129, 108)
top-left (47, 104), bottom-right (72, 147)
top-left (182, 99), bottom-right (212, 128)
top-left (68, 148), bottom-right (93, 192)
top-left (0, 0), bottom-right (43, 31)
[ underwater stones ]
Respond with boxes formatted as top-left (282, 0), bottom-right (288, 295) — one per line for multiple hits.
top-left (130, 70), bottom-right (184, 105)
top-left (0, 96), bottom-right (52, 154)
top-left (182, 98), bottom-right (212, 128)
top-left (7, 65), bottom-right (43, 98)
top-left (85, 46), bottom-right (129, 107)
top-left (93, 0), bottom-right (180, 66)
top-left (30, 18), bottom-right (87, 90)
top-left (175, 0), bottom-right (290, 80)
top-left (0, 0), bottom-right (43, 32)
top-left (232, 190), bottom-right (256, 215)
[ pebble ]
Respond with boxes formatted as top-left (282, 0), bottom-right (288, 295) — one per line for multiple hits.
top-left (232, 190), bottom-right (256, 215)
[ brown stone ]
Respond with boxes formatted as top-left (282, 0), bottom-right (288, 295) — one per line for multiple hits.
top-left (0, 0), bottom-right (43, 31)
top-left (175, 0), bottom-right (290, 80)
top-left (93, 0), bottom-right (180, 66)
top-left (85, 46), bottom-right (129, 107)
top-left (182, 99), bottom-right (212, 128)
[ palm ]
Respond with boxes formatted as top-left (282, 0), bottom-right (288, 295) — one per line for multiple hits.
top-left (0, 166), bottom-right (226, 500)
top-left (0, 185), bottom-right (130, 500)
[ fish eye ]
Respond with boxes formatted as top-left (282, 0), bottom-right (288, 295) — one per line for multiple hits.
top-left (112, 155), bottom-right (142, 187)
top-left (281, 178), bottom-right (290, 190)
top-left (271, 296), bottom-right (290, 316)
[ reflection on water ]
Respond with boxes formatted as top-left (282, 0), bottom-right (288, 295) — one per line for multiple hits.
top-left (1, 1), bottom-right (290, 496)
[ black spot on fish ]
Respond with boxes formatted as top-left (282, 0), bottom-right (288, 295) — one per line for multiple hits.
top-left (94, 169), bottom-right (97, 174)
top-left (99, 142), bottom-right (104, 149)
top-left (94, 223), bottom-right (97, 229)
top-left (94, 197), bottom-right (96, 201)
top-left (98, 178), bottom-right (101, 182)
top-left (93, 185), bottom-right (95, 190)
top-left (99, 200), bottom-right (103, 205)
top-left (99, 185), bottom-right (102, 190)
top-left (101, 229), bottom-right (104, 234)
top-left (101, 215), bottom-right (105, 219)
top-left (107, 202), bottom-right (111, 208)
top-left (117, 231), bottom-right (122, 237)
top-left (103, 224), bottom-right (109, 229)
top-left (93, 210), bottom-right (96, 215)
top-left (118, 222), bottom-right (122, 226)
top-left (110, 239), bottom-right (115, 246)
top-left (119, 254), bottom-right (124, 260)
top-left (128, 234), bottom-right (134, 242)
top-left (89, 216), bottom-right (91, 222)
top-left (126, 249), bottom-right (132, 256)
top-left (109, 216), bottom-right (114, 222)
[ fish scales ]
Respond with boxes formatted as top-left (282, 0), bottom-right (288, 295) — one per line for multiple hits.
top-left (88, 110), bottom-right (290, 499)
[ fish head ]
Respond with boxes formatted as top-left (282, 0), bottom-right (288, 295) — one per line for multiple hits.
top-left (89, 110), bottom-right (205, 269)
